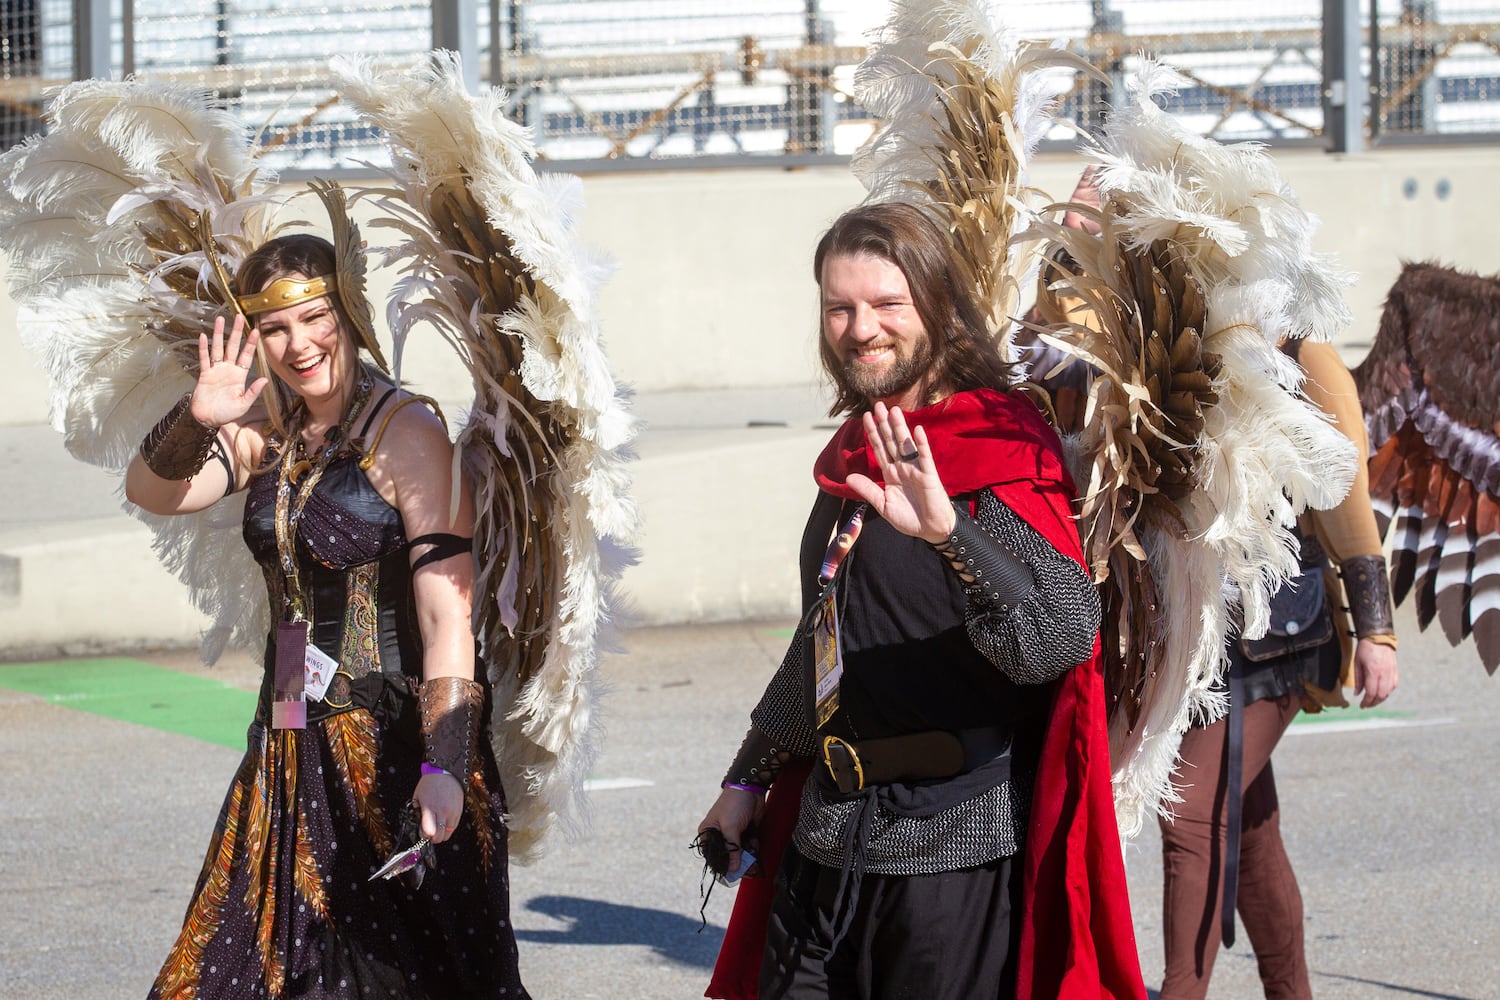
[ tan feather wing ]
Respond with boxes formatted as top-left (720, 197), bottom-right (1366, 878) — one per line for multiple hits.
top-left (852, 1), bottom-right (1101, 339)
top-left (332, 54), bottom-right (639, 860)
top-left (1025, 205), bottom-right (1219, 754)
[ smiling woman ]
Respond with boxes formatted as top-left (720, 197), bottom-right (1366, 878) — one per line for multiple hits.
top-left (122, 230), bottom-right (531, 998)
top-left (2, 56), bottom-right (639, 1000)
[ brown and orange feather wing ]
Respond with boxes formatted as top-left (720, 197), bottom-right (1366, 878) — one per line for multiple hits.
top-left (1354, 262), bottom-right (1500, 673)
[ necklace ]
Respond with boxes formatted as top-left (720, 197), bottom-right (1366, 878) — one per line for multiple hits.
top-left (272, 367), bottom-right (376, 622)
top-left (268, 367), bottom-right (376, 730)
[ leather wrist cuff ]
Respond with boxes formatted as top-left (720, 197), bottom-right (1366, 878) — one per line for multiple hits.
top-left (1342, 554), bottom-right (1396, 638)
top-left (418, 676), bottom-right (485, 783)
top-left (140, 393), bottom-right (218, 480)
top-left (931, 504), bottom-right (1036, 609)
top-left (722, 725), bottom-right (785, 791)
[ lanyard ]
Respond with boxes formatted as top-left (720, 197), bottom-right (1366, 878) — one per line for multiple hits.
top-left (819, 503), bottom-right (866, 587)
top-left (269, 370), bottom-right (373, 729)
top-left (272, 372), bottom-right (374, 621)
top-left (809, 502), bottom-right (865, 729)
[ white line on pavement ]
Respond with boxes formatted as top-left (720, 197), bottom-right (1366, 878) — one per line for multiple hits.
top-left (1285, 716), bottom-right (1456, 736)
top-left (582, 776), bottom-right (655, 791)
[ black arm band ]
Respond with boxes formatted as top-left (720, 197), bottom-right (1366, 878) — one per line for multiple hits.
top-left (931, 503), bottom-right (1037, 609)
top-left (409, 533), bottom-right (473, 572)
top-left (210, 438), bottom-right (236, 498)
top-left (1341, 554), bottom-right (1395, 638)
top-left (722, 725), bottom-right (788, 791)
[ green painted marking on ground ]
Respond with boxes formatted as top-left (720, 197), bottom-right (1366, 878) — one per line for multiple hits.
top-left (763, 627), bottom-right (797, 639)
top-left (0, 658), bottom-right (255, 750)
top-left (1291, 706), bottom-right (1415, 726)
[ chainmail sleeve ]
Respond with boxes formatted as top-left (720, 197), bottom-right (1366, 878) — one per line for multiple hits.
top-left (961, 489), bottom-right (1100, 684)
top-left (749, 632), bottom-right (819, 758)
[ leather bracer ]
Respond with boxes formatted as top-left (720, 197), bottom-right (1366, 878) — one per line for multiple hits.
top-left (418, 676), bottom-right (485, 782)
top-left (1341, 554), bottom-right (1396, 638)
top-left (140, 393), bottom-right (218, 481)
top-left (722, 725), bottom-right (789, 792)
top-left (931, 502), bottom-right (1037, 609)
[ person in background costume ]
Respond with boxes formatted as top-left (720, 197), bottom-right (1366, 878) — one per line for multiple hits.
top-left (1030, 163), bottom-right (1399, 999)
top-left (697, 202), bottom-right (1145, 1000)
top-left (1156, 338), bottom-right (1399, 1000)
top-left (125, 234), bottom-right (529, 999)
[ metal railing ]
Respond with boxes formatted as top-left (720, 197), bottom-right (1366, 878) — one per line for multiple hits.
top-left (0, 1), bottom-right (1496, 171)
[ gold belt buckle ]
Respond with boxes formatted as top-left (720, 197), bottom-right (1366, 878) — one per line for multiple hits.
top-left (821, 734), bottom-right (864, 794)
top-left (323, 668), bottom-right (356, 710)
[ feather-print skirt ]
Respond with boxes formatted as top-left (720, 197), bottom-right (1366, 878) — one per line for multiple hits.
top-left (148, 709), bottom-right (528, 999)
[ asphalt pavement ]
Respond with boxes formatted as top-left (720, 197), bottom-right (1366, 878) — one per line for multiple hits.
top-left (1, 600), bottom-right (1498, 999)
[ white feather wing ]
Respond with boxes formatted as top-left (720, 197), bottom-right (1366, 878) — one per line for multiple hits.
top-left (0, 79), bottom-right (278, 661)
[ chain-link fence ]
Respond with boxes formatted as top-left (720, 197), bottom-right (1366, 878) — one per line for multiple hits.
top-left (488, 0), bottom-right (879, 160)
top-left (1, 1), bottom-right (1496, 171)
top-left (1, 0), bottom-right (64, 151)
top-left (1374, 0), bottom-right (1500, 137)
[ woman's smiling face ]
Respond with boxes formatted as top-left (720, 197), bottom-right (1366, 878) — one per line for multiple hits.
top-left (252, 280), bottom-right (355, 409)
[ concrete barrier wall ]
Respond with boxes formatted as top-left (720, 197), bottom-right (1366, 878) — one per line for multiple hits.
top-left (2, 144), bottom-right (1498, 654)
top-left (3, 144), bottom-right (1498, 427)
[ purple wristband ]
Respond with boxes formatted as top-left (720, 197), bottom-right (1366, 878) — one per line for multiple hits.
top-left (722, 781), bottom-right (768, 796)
top-left (421, 762), bottom-right (450, 777)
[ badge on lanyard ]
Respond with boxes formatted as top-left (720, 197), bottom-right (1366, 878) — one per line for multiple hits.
top-left (811, 504), bottom-right (865, 729)
top-left (811, 589), bottom-right (844, 728)
top-left (272, 619), bottom-right (309, 729)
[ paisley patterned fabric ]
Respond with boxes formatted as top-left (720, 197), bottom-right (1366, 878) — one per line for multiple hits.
top-left (149, 456), bottom-right (528, 999)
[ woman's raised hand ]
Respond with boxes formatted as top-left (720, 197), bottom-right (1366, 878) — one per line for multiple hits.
top-left (191, 314), bottom-right (268, 428)
top-left (845, 402), bottom-right (956, 544)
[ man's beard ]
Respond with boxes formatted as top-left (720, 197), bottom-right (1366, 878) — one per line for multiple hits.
top-left (840, 335), bottom-right (935, 404)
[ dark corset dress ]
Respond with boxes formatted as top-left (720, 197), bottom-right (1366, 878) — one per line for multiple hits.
top-left (148, 453), bottom-right (528, 1000)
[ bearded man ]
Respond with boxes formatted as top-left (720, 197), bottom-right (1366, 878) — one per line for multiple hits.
top-left (697, 202), bottom-right (1145, 1000)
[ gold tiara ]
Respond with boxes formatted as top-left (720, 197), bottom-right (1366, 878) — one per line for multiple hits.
top-left (237, 275), bottom-right (334, 316)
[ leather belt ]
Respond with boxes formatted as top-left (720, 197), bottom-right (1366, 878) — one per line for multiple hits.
top-left (820, 726), bottom-right (1012, 795)
top-left (310, 671), bottom-right (416, 722)
top-left (259, 671), bottom-right (416, 725)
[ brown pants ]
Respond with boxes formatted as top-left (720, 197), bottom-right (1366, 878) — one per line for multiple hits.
top-left (1158, 694), bottom-right (1310, 1000)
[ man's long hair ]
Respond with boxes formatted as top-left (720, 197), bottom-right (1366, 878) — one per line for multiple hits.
top-left (813, 202), bottom-right (1013, 417)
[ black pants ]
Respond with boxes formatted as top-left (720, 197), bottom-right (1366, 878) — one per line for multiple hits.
top-left (760, 848), bottom-right (1021, 1000)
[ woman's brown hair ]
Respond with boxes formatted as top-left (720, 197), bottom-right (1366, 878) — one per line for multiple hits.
top-left (236, 234), bottom-right (354, 332)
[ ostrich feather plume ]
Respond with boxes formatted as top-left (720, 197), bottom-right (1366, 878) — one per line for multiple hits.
top-left (847, 9), bottom-right (1358, 838)
top-left (0, 78), bottom-right (278, 661)
top-left (332, 53), bottom-right (639, 860)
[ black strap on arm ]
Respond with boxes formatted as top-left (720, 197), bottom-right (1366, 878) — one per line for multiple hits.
top-left (409, 532), bottom-right (473, 572)
top-left (210, 436), bottom-right (236, 498)
top-left (930, 499), bottom-right (1037, 609)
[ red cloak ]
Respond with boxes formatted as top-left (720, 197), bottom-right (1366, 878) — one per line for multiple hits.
top-left (706, 388), bottom-right (1145, 1000)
